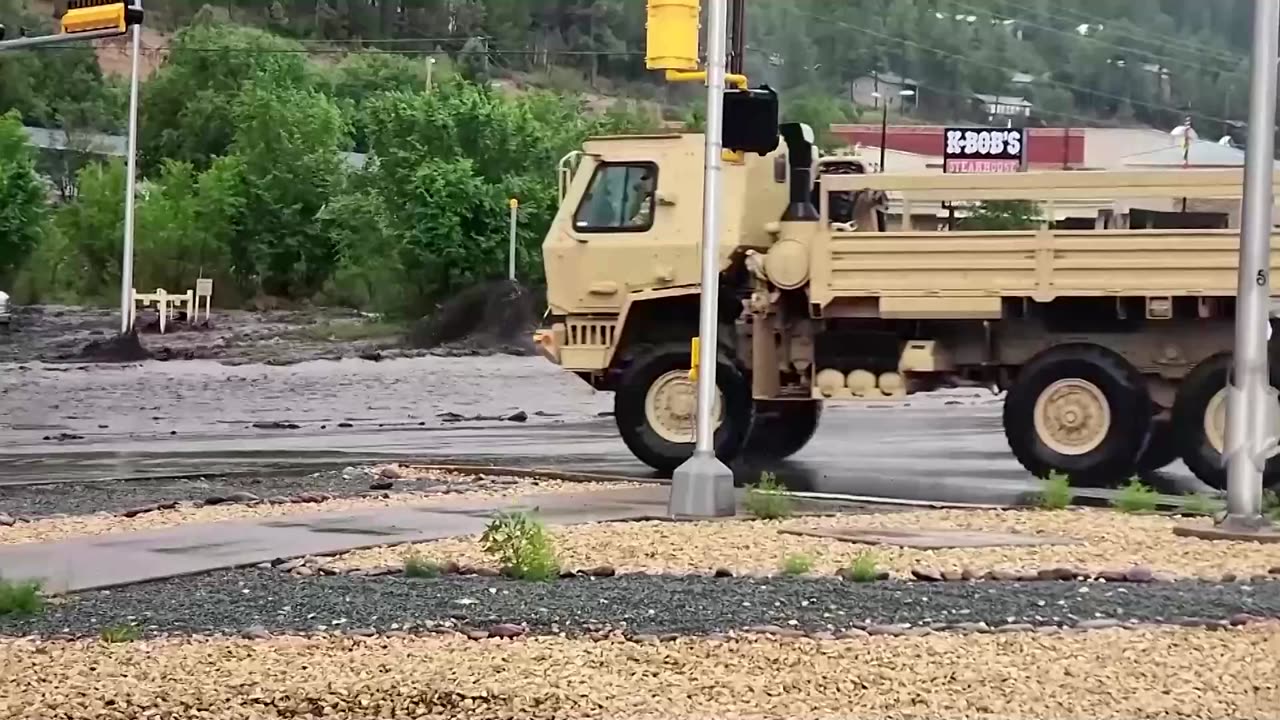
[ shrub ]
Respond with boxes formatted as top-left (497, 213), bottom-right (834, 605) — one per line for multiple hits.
top-left (1038, 470), bottom-right (1074, 510)
top-left (745, 472), bottom-right (793, 520)
top-left (100, 623), bottom-right (140, 643)
top-left (1111, 477), bottom-right (1160, 514)
top-left (844, 552), bottom-right (880, 582)
top-left (480, 510), bottom-right (559, 581)
top-left (0, 577), bottom-right (43, 616)
top-left (402, 550), bottom-right (442, 578)
top-left (780, 553), bottom-right (814, 576)
top-left (1179, 493), bottom-right (1222, 517)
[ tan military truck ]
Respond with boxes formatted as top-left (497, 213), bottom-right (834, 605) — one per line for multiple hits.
top-left (533, 122), bottom-right (1280, 489)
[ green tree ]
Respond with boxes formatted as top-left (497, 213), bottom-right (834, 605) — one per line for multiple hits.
top-left (0, 110), bottom-right (46, 283)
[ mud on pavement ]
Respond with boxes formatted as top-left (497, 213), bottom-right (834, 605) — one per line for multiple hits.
top-left (0, 280), bottom-right (542, 366)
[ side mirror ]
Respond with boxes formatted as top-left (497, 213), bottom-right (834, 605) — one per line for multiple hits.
top-left (723, 85), bottom-right (780, 155)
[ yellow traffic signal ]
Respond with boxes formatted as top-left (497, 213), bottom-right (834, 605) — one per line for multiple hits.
top-left (646, 0), bottom-right (701, 71)
top-left (59, 1), bottom-right (133, 34)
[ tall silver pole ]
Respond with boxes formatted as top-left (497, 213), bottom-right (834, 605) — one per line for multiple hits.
top-left (118, 18), bottom-right (142, 335)
top-left (1224, 0), bottom-right (1280, 526)
top-left (669, 0), bottom-right (735, 518)
top-left (508, 198), bottom-right (518, 281)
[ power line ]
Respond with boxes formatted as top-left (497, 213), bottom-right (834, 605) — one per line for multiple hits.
top-left (780, 5), bottom-right (1236, 127)
top-left (947, 0), bottom-right (1241, 74)
top-left (996, 1), bottom-right (1245, 67)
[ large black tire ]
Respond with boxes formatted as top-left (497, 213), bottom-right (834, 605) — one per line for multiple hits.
top-left (1137, 417), bottom-right (1180, 473)
top-left (1003, 343), bottom-right (1152, 487)
top-left (1171, 353), bottom-right (1280, 490)
top-left (614, 342), bottom-right (754, 475)
top-left (743, 400), bottom-right (823, 460)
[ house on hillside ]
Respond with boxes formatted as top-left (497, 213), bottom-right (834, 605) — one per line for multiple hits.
top-left (973, 93), bottom-right (1034, 120)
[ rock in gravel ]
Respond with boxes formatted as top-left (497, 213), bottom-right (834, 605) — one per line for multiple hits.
top-left (266, 496), bottom-right (294, 505)
top-left (745, 625), bottom-right (786, 635)
top-left (369, 480), bottom-right (394, 491)
top-left (1124, 566), bottom-right (1155, 583)
top-left (225, 491), bottom-right (260, 504)
top-left (379, 466), bottom-right (403, 480)
top-left (630, 634), bottom-right (659, 644)
top-left (911, 567), bottom-right (944, 582)
top-left (489, 623), bottom-right (527, 639)
top-left (504, 411), bottom-right (529, 423)
top-left (941, 570), bottom-right (966, 582)
top-left (835, 629), bottom-right (870, 639)
top-left (984, 569), bottom-right (1020, 582)
top-left (1096, 570), bottom-right (1129, 583)
top-left (953, 622), bottom-right (991, 634)
top-left (464, 629), bottom-right (490, 641)
top-left (342, 467), bottom-right (374, 483)
top-left (1229, 613), bottom-right (1265, 626)
top-left (866, 624), bottom-right (906, 636)
top-left (961, 568), bottom-right (978, 581)
top-left (242, 625), bottom-right (272, 640)
top-left (1221, 572), bottom-right (1239, 583)
top-left (277, 558), bottom-right (305, 572)
top-left (1038, 567), bottom-right (1079, 581)
top-left (0, 513), bottom-right (14, 527)
top-left (1035, 626), bottom-right (1063, 635)
top-left (1076, 618), bottom-right (1121, 630)
top-left (291, 567), bottom-right (316, 577)
top-left (1270, 566), bottom-right (1280, 576)
top-left (585, 565), bottom-right (617, 578)
top-left (809, 631), bottom-right (836, 641)
top-left (714, 568), bottom-right (734, 578)
top-left (903, 627), bottom-right (934, 637)
top-left (996, 623), bottom-right (1036, 634)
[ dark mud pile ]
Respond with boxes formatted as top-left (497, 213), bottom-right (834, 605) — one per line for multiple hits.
top-left (408, 279), bottom-right (540, 356)
top-left (72, 332), bottom-right (153, 363)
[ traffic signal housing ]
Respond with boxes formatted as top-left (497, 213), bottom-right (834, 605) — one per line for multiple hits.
top-left (55, 1), bottom-right (143, 35)
top-left (723, 85), bottom-right (780, 155)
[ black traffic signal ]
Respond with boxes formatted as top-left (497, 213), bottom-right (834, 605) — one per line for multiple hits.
top-left (723, 85), bottom-right (780, 155)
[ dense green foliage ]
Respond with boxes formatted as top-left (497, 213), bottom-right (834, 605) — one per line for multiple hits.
top-left (0, 0), bottom-right (1263, 312)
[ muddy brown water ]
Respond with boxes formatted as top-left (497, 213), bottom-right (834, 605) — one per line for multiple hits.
top-left (0, 305), bottom-right (1209, 505)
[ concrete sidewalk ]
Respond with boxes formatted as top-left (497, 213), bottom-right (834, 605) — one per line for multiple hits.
top-left (0, 486), bottom-right (673, 593)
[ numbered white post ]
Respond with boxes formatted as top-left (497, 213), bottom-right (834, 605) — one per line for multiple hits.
top-left (1223, 0), bottom-right (1280, 529)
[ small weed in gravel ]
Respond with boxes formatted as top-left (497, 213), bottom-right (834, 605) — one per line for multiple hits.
top-left (100, 623), bottom-right (141, 643)
top-left (1180, 493), bottom-right (1223, 517)
top-left (1038, 470), bottom-right (1074, 510)
top-left (403, 551), bottom-right (442, 579)
top-left (481, 510), bottom-right (559, 582)
top-left (1264, 489), bottom-right (1280, 521)
top-left (780, 553), bottom-right (814, 576)
top-left (0, 576), bottom-right (44, 616)
top-left (844, 551), bottom-right (880, 582)
top-left (745, 472), bottom-right (793, 520)
top-left (1111, 477), bottom-right (1160, 514)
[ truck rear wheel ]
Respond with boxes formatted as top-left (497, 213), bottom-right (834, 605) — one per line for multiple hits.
top-left (614, 343), bottom-right (754, 475)
top-left (744, 400), bottom-right (822, 460)
top-left (1137, 418), bottom-right (1180, 473)
top-left (1003, 344), bottom-right (1151, 487)
top-left (1170, 353), bottom-right (1280, 490)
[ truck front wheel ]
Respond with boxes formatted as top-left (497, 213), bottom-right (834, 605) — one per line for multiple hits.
top-left (744, 400), bottom-right (822, 460)
top-left (614, 343), bottom-right (754, 475)
top-left (1003, 344), bottom-right (1151, 487)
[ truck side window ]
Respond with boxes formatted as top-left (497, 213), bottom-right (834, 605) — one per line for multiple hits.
top-left (573, 162), bottom-right (658, 233)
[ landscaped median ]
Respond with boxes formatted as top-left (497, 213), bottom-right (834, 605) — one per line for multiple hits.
top-left (2, 477), bottom-right (1280, 719)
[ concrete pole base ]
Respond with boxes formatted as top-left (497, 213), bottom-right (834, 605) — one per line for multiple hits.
top-left (1173, 513), bottom-right (1280, 544)
top-left (668, 451), bottom-right (736, 519)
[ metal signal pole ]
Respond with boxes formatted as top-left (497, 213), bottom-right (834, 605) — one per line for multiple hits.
top-left (119, 3), bottom-right (142, 335)
top-left (1222, 0), bottom-right (1280, 528)
top-left (668, 0), bottom-right (736, 519)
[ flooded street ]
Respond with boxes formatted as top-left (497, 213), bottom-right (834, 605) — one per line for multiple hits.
top-left (0, 304), bottom-right (1208, 503)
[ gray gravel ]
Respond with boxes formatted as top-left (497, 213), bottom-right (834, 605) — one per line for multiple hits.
top-left (3, 570), bottom-right (1277, 639)
top-left (0, 467), bottom-right (511, 519)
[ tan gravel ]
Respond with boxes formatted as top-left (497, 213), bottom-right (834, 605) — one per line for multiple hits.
top-left (0, 473), bottom-right (641, 546)
top-left (1, 626), bottom-right (1277, 719)
top-left (330, 508), bottom-right (1280, 579)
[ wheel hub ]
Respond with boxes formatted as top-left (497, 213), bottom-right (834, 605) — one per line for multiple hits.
top-left (1205, 388), bottom-right (1227, 454)
top-left (1033, 378), bottom-right (1111, 456)
top-left (644, 369), bottom-right (723, 444)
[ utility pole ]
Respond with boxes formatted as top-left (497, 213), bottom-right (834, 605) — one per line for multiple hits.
top-left (1177, 0), bottom-right (1280, 544)
top-left (1223, 0), bottom-right (1279, 529)
top-left (119, 0), bottom-right (143, 335)
top-left (727, 0), bottom-right (745, 76)
top-left (668, 0), bottom-right (736, 519)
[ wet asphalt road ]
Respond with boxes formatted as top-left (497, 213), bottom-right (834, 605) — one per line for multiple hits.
top-left (0, 356), bottom-right (1210, 504)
